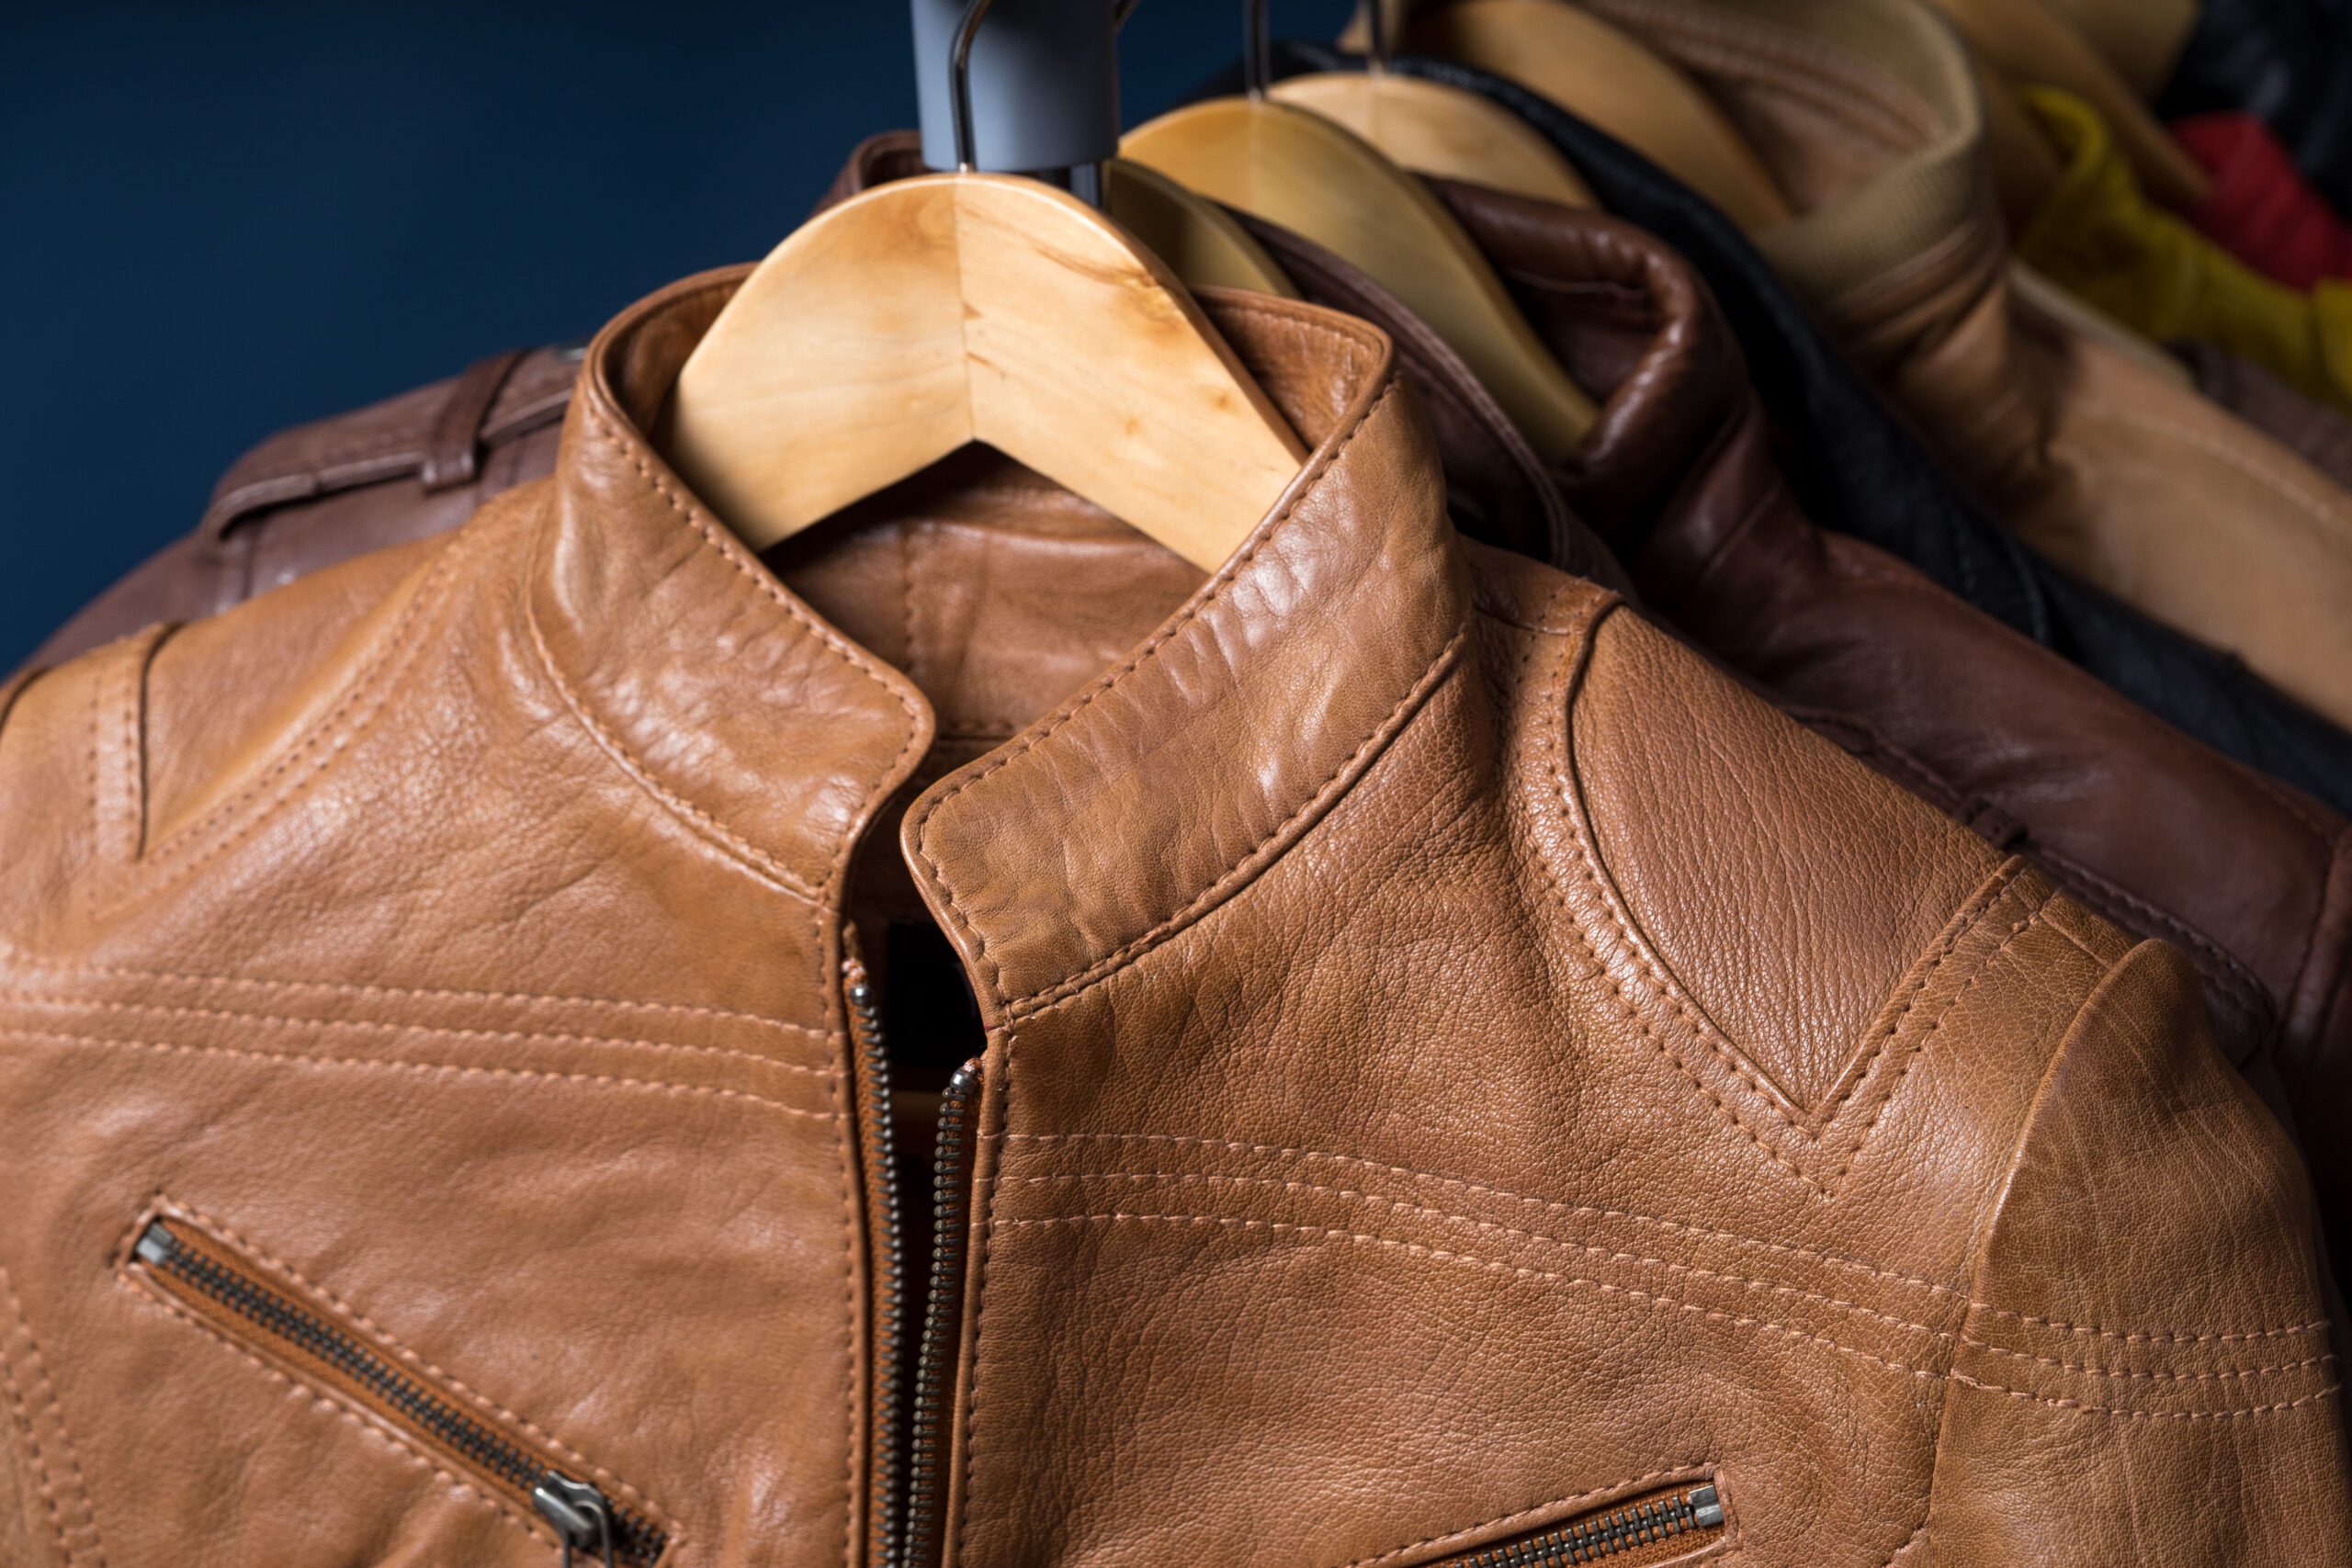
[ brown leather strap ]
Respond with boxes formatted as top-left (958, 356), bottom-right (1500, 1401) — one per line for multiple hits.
top-left (421, 348), bottom-right (531, 491)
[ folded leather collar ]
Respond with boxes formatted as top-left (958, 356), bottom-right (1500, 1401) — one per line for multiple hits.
top-left (529, 259), bottom-right (1469, 1018)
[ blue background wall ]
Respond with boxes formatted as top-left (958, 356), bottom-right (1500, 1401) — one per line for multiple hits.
top-left (2, 0), bottom-right (1350, 667)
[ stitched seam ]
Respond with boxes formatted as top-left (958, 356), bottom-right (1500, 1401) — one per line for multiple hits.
top-left (0, 992), bottom-right (830, 1077)
top-left (1001, 1213), bottom-right (1940, 1382)
top-left (994, 1130), bottom-right (1963, 1296)
top-left (1810, 867), bottom-right (2040, 1130)
top-left (0, 1333), bottom-right (74, 1565)
top-left (1005, 618), bottom-right (1471, 1022)
top-left (1822, 902), bottom-right (2049, 1188)
top-left (1949, 1371), bottom-right (2341, 1419)
top-left (116, 1283), bottom-right (553, 1553)
top-left (575, 405), bottom-right (923, 743)
top-left (1529, 594), bottom-right (1824, 1191)
top-left (1957, 1336), bottom-right (2334, 1382)
top-left (1963, 1307), bottom-right (2331, 1346)
top-left (141, 1200), bottom-right (674, 1530)
top-left (2018, 840), bottom-right (2272, 1021)
top-left (0, 1025), bottom-right (839, 1120)
top-left (907, 361), bottom-right (1403, 1010)
top-left (0, 947), bottom-right (826, 1035)
top-left (122, 525), bottom-right (477, 884)
top-left (523, 583), bottom-right (820, 903)
top-left (0, 1268), bottom-right (103, 1568)
top-left (1330, 1463), bottom-right (1714, 1568)
top-left (1010, 1170), bottom-right (1946, 1337)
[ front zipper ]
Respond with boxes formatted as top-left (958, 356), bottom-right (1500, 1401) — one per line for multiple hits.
top-left (844, 939), bottom-right (909, 1568)
top-left (899, 1058), bottom-right (982, 1568)
top-left (130, 1216), bottom-right (665, 1566)
top-left (1436, 1482), bottom-right (1726, 1568)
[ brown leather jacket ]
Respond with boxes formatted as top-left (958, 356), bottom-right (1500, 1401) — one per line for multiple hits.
top-left (1393, 176), bottom-right (2352, 1296)
top-left (4, 261), bottom-right (2347, 1565)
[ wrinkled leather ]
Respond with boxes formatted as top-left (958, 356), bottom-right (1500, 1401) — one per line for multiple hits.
top-left (6, 256), bottom-right (2346, 1567)
top-left (2180, 338), bottom-right (2352, 493)
top-left (1419, 172), bottom-right (2352, 1301)
top-left (1562, 0), bottom-right (2352, 742)
top-left (1267, 39), bottom-right (2352, 826)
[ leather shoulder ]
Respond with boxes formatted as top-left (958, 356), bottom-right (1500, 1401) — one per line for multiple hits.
top-left (1936, 938), bottom-right (2352, 1559)
top-left (0, 500), bottom-right (510, 956)
top-left (1542, 560), bottom-right (2007, 1117)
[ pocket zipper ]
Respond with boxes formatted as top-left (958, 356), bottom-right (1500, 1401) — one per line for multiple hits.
top-left (131, 1217), bottom-right (666, 1567)
top-left (1434, 1482), bottom-right (1725, 1568)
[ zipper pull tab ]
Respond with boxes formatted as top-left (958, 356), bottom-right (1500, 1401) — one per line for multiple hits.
top-left (532, 1471), bottom-right (617, 1568)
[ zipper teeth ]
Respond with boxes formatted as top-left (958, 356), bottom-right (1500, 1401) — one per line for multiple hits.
top-left (847, 972), bottom-right (908, 1568)
top-left (141, 1227), bottom-right (666, 1566)
top-left (899, 1061), bottom-right (980, 1568)
top-left (1458, 1487), bottom-right (1717, 1567)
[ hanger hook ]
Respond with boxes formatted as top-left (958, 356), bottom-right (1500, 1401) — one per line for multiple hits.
top-left (1244, 0), bottom-right (1271, 101)
top-left (1365, 0), bottom-right (1390, 76)
top-left (949, 0), bottom-right (1000, 172)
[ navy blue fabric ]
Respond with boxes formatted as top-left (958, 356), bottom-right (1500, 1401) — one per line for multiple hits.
top-left (1270, 43), bottom-right (2352, 815)
top-left (2159, 0), bottom-right (2352, 220)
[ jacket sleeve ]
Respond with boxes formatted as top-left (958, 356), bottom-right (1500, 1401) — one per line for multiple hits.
top-left (1934, 938), bottom-right (2352, 1562)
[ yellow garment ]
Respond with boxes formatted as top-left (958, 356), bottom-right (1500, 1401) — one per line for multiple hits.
top-left (2017, 86), bottom-right (2352, 416)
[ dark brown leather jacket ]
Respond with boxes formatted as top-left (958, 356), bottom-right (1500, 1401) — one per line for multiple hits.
top-left (5, 265), bottom-right (2345, 1565)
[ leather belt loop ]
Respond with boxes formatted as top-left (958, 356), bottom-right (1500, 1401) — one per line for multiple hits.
top-left (422, 347), bottom-right (532, 492)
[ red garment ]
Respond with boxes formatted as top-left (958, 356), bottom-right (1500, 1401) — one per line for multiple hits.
top-left (2176, 111), bottom-right (2352, 288)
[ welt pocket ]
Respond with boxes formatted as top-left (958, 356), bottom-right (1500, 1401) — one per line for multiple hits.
top-left (126, 1210), bottom-right (669, 1567)
top-left (1424, 1478), bottom-right (1727, 1568)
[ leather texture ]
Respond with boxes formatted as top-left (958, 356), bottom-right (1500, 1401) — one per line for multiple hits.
top-left (2181, 338), bottom-right (2352, 491)
top-left (1418, 172), bottom-right (2352, 1305)
top-left (1266, 39), bottom-right (2352, 825)
top-left (1558, 0), bottom-right (2352, 775)
top-left (6, 254), bottom-right (2347, 1565)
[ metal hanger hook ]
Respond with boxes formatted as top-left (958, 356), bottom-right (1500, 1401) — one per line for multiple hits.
top-left (948, 0), bottom-right (1000, 172)
top-left (1365, 0), bottom-right (1391, 77)
top-left (1244, 0), bottom-right (1272, 100)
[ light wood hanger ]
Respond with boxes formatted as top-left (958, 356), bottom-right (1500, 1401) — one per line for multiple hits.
top-left (666, 0), bottom-right (1307, 570)
top-left (1365, 0), bottom-right (1794, 234)
top-left (2043, 0), bottom-right (2200, 104)
top-left (1925, 0), bottom-right (2210, 211)
top-left (1272, 0), bottom-right (1597, 207)
top-left (1124, 1), bottom-right (1596, 463)
top-left (1100, 158), bottom-right (1299, 296)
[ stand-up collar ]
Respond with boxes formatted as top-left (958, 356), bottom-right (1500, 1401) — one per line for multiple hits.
top-left (530, 233), bottom-right (1466, 1017)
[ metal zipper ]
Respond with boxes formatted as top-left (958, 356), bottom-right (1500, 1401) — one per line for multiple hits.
top-left (1435, 1482), bottom-right (1725, 1568)
top-left (899, 1059), bottom-right (982, 1568)
top-left (130, 1217), bottom-right (666, 1567)
top-left (843, 938), bottom-right (909, 1568)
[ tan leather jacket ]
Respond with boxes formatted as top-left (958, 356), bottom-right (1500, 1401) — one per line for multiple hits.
top-left (1578, 0), bottom-right (2352, 736)
top-left (2, 277), bottom-right (2345, 1567)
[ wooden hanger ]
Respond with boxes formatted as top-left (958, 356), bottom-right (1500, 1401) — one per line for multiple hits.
top-left (665, 0), bottom-right (1306, 570)
top-left (1124, 2), bottom-right (1596, 463)
top-left (1271, 1), bottom-right (1597, 207)
top-left (1366, 0), bottom-right (1794, 234)
top-left (2042, 0), bottom-right (2200, 104)
top-left (1100, 158), bottom-right (1299, 296)
top-left (1925, 0), bottom-right (2210, 210)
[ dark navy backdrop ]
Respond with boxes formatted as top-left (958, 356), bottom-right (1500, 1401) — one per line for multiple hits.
top-left (2, 0), bottom-right (1351, 667)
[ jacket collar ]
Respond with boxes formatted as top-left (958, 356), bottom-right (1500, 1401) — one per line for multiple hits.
top-left (529, 228), bottom-right (1467, 1020)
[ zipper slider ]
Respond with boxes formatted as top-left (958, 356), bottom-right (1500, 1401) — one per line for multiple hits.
top-left (533, 1471), bottom-right (617, 1568)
